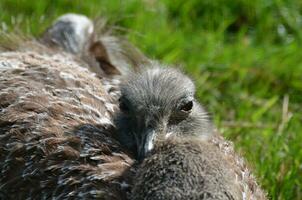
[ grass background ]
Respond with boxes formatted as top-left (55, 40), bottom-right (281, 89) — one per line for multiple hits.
top-left (0, 0), bottom-right (301, 199)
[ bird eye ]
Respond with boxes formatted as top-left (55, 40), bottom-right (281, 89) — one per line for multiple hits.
top-left (180, 101), bottom-right (193, 112)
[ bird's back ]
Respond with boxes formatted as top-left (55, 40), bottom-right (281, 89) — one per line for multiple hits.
top-left (0, 48), bottom-right (134, 199)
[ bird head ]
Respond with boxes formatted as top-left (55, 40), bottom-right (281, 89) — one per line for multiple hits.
top-left (116, 64), bottom-right (213, 160)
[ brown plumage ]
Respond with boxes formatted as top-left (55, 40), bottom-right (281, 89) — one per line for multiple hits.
top-left (0, 14), bottom-right (138, 199)
top-left (0, 48), bottom-right (135, 199)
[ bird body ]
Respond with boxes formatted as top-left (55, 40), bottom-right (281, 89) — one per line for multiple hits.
top-left (0, 14), bottom-right (137, 199)
top-left (0, 48), bottom-right (134, 199)
top-left (132, 137), bottom-right (242, 200)
top-left (131, 134), bottom-right (267, 200)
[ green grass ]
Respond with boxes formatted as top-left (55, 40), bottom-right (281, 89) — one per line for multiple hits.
top-left (1, 0), bottom-right (301, 199)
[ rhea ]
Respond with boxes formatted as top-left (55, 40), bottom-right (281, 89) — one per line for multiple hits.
top-left (116, 66), bottom-right (267, 199)
top-left (115, 65), bottom-right (214, 159)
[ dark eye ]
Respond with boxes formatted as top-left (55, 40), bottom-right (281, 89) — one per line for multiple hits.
top-left (119, 98), bottom-right (129, 113)
top-left (180, 101), bottom-right (193, 112)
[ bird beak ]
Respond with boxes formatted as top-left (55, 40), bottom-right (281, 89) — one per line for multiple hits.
top-left (137, 128), bottom-right (155, 160)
